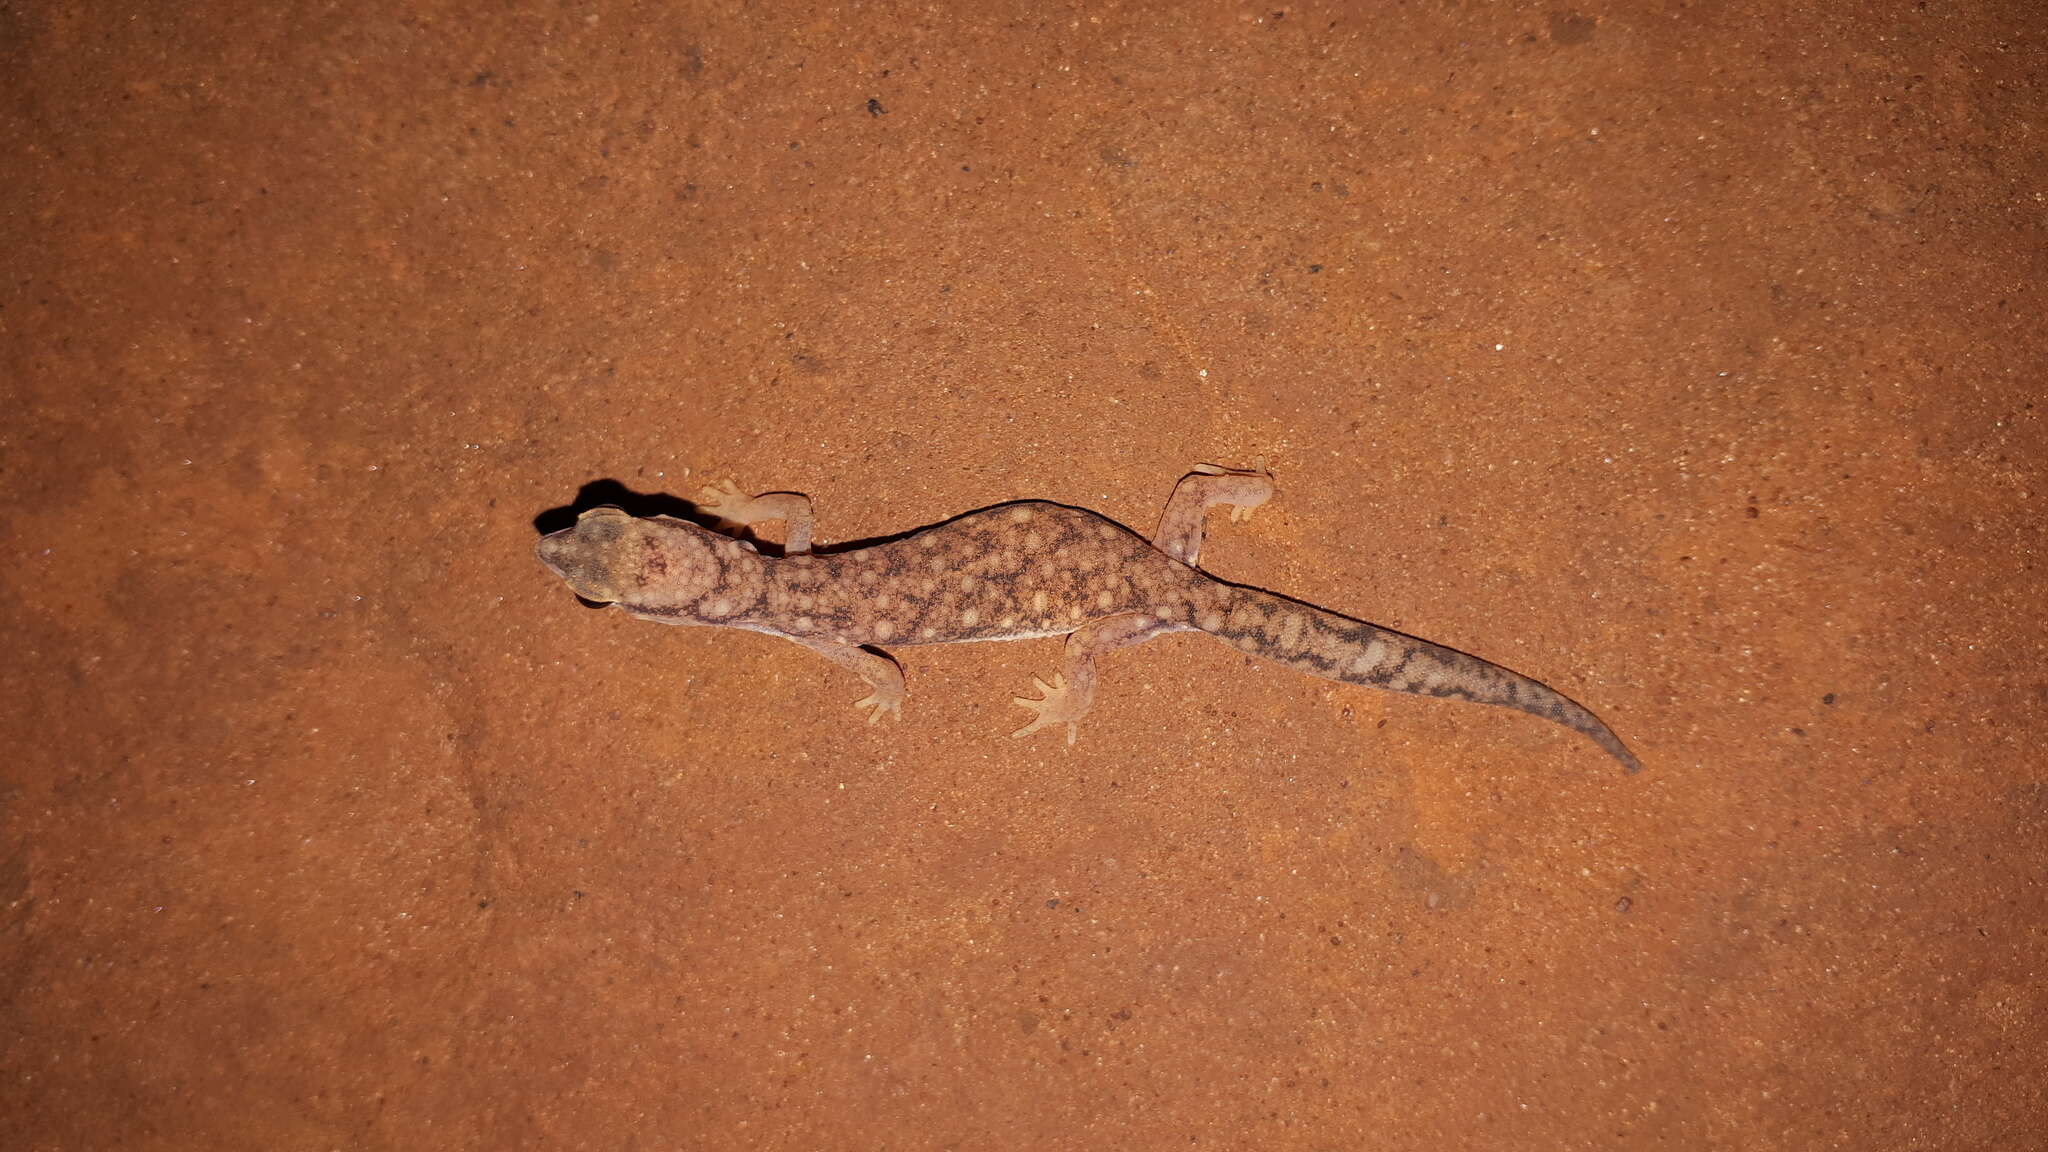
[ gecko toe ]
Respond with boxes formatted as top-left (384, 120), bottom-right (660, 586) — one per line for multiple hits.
top-left (1009, 707), bottom-right (1053, 740)
top-left (854, 690), bottom-right (903, 725)
top-left (697, 478), bottom-right (759, 529)
top-left (1011, 674), bottom-right (1084, 742)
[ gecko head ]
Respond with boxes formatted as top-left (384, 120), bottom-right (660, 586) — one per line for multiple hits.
top-left (535, 506), bottom-right (638, 603)
top-left (535, 506), bottom-right (724, 608)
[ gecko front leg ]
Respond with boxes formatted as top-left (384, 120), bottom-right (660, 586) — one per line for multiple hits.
top-left (1012, 613), bottom-right (1186, 744)
top-left (698, 479), bottom-right (816, 555)
top-left (791, 636), bottom-right (905, 724)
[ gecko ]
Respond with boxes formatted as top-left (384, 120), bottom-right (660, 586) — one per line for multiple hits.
top-left (535, 465), bottom-right (1641, 773)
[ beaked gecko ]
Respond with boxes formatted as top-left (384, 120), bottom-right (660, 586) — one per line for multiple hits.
top-left (536, 466), bottom-right (1640, 772)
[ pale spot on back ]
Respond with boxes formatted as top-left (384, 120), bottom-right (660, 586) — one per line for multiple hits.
top-left (1009, 506), bottom-right (1033, 522)
top-left (875, 619), bottom-right (896, 640)
top-left (1278, 612), bottom-right (1304, 649)
top-left (1356, 636), bottom-right (1392, 673)
top-left (962, 607), bottom-right (980, 627)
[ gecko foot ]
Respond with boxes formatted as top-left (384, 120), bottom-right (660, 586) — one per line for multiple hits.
top-left (1191, 459), bottom-right (1274, 523)
top-left (854, 684), bottom-right (904, 725)
top-left (1010, 674), bottom-right (1086, 745)
top-left (696, 478), bottom-right (759, 530)
top-left (695, 478), bottom-right (814, 554)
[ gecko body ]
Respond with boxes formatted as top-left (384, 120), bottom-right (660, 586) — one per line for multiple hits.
top-left (536, 467), bottom-right (1640, 772)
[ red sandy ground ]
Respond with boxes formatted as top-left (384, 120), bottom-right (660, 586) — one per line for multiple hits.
top-left (4, 2), bottom-right (2043, 1148)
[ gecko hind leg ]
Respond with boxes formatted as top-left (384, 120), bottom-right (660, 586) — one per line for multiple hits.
top-left (1152, 462), bottom-right (1274, 568)
top-left (1012, 614), bottom-right (1187, 744)
top-left (697, 479), bottom-right (816, 555)
top-left (789, 637), bottom-right (904, 724)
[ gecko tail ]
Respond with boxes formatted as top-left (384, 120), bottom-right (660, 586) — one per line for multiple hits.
top-left (1201, 586), bottom-right (1642, 774)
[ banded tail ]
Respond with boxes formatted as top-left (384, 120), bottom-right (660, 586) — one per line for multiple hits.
top-left (1201, 586), bottom-right (1641, 773)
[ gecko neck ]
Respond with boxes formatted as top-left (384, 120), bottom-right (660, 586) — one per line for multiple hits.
top-left (687, 535), bottom-right (771, 622)
top-left (623, 531), bottom-right (771, 625)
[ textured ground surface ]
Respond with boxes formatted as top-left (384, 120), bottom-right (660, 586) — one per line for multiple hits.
top-left (5, 1), bottom-right (2044, 1148)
